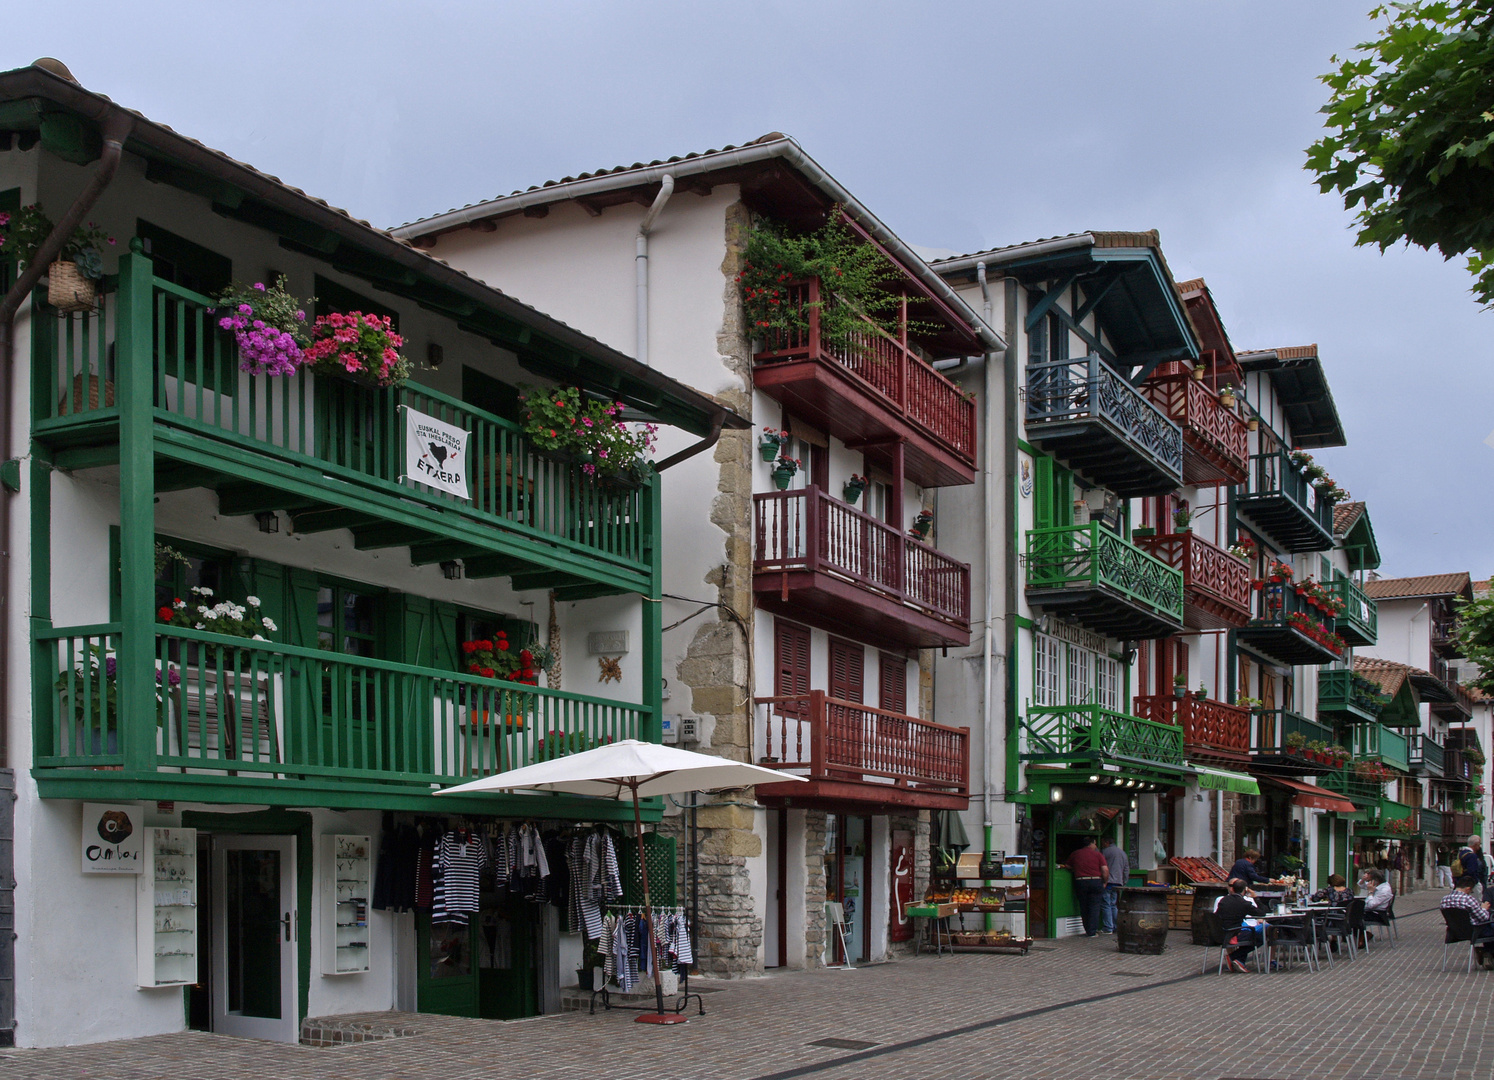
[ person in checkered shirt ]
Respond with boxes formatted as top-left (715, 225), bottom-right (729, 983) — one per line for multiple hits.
top-left (1441, 875), bottom-right (1494, 966)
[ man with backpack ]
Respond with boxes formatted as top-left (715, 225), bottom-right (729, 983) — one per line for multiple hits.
top-left (1458, 837), bottom-right (1488, 891)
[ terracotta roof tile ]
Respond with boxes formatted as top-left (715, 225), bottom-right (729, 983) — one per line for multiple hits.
top-left (1352, 655), bottom-right (1422, 698)
top-left (1334, 501), bottom-right (1365, 536)
top-left (1363, 573), bottom-right (1473, 600)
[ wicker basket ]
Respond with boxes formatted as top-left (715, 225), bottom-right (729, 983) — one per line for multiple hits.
top-left (48, 259), bottom-right (97, 313)
top-left (61, 373), bottom-right (114, 415)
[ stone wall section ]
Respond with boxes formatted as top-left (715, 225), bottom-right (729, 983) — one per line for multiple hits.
top-left (803, 810), bottom-right (827, 968)
top-left (672, 201), bottom-right (763, 977)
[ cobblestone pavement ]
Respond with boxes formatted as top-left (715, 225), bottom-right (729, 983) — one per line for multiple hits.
top-left (3, 888), bottom-right (1490, 1080)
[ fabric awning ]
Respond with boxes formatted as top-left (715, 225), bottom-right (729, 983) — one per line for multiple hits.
top-left (1193, 767), bottom-right (1260, 795)
top-left (1260, 776), bottom-right (1356, 813)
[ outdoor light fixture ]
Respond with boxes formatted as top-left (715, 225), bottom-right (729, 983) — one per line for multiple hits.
top-left (1088, 774), bottom-right (1099, 783)
top-left (1130, 798), bottom-right (1139, 811)
top-left (255, 511), bottom-right (278, 533)
top-left (1050, 786), bottom-right (1064, 803)
top-left (441, 560), bottom-right (462, 580)
top-left (427, 342), bottom-right (445, 368)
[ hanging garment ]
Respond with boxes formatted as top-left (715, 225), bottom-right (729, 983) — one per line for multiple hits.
top-left (671, 913), bottom-right (695, 968)
top-left (372, 817), bottom-right (420, 912)
top-left (543, 832), bottom-right (569, 911)
top-left (600, 913), bottom-right (617, 983)
top-left (568, 834), bottom-right (588, 936)
top-left (414, 840), bottom-right (436, 910)
top-left (433, 830), bottom-right (487, 925)
top-left (615, 915), bottom-right (639, 992)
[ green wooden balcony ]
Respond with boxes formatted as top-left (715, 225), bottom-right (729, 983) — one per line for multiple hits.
top-left (1409, 733), bottom-right (1445, 777)
top-left (1251, 709), bottom-right (1338, 775)
top-left (33, 623), bottom-right (651, 815)
top-left (1236, 578), bottom-right (1343, 667)
top-left (31, 263), bottom-right (652, 597)
top-left (1317, 669), bottom-right (1388, 723)
top-left (1236, 448), bottom-right (1336, 552)
top-left (1349, 724), bottom-right (1409, 771)
top-left (1354, 797), bottom-right (1415, 836)
top-left (1024, 523), bottom-right (1185, 640)
top-left (1327, 577), bottom-right (1376, 645)
top-left (1020, 703), bottom-right (1187, 781)
top-left (1417, 807), bottom-right (1444, 839)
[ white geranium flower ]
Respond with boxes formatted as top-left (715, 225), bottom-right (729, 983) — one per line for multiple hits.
top-left (262, 617), bottom-right (277, 632)
top-left (252, 634), bottom-right (266, 641)
top-left (246, 596), bottom-right (260, 607)
top-left (194, 623), bottom-right (205, 630)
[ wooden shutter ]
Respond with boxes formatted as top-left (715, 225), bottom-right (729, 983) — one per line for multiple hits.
top-left (878, 653), bottom-right (907, 715)
top-left (773, 619), bottom-right (811, 717)
top-left (828, 638), bottom-right (864, 704)
top-left (284, 568), bottom-right (321, 649)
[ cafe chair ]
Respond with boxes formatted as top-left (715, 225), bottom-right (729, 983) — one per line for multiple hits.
top-left (1363, 899), bottom-right (1396, 946)
top-left (1317, 906), bottom-right (1354, 964)
top-left (1201, 912), bottom-right (1265, 975)
top-left (1439, 908), bottom-right (1480, 973)
top-left (1345, 897), bottom-right (1369, 956)
top-left (1266, 917), bottom-right (1318, 973)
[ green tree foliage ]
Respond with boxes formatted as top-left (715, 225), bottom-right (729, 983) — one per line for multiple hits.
top-left (1453, 592), bottom-right (1494, 695)
top-left (1306, 3), bottom-right (1494, 304)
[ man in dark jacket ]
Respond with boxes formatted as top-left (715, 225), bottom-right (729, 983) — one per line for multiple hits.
top-left (1216, 880), bottom-right (1262, 972)
top-left (1459, 837), bottom-right (1487, 890)
top-left (1228, 849), bottom-right (1269, 885)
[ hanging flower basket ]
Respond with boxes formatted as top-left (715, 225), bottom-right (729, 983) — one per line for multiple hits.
top-left (771, 456), bottom-right (801, 491)
top-left (48, 259), bottom-right (97, 313)
top-left (759, 427), bottom-right (790, 462)
top-left (843, 473), bottom-right (868, 504)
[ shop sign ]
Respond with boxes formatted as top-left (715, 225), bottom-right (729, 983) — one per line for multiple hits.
top-left (81, 802), bottom-right (143, 874)
top-left (1034, 614), bottom-right (1107, 653)
top-left (888, 830), bottom-right (915, 942)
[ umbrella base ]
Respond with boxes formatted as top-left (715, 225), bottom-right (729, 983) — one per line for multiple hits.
top-left (635, 1013), bottom-right (690, 1025)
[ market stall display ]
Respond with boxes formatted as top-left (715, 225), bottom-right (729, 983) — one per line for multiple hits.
top-left (923, 854), bottom-right (1033, 953)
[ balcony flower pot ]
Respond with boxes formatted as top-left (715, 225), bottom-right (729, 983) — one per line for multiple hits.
top-left (1173, 683), bottom-right (1187, 700)
top-left (1247, 418), bottom-right (1259, 432)
top-left (842, 473), bottom-right (868, 505)
top-left (1192, 364), bottom-right (1206, 381)
top-left (909, 510), bottom-right (934, 541)
top-left (49, 258), bottom-right (98, 313)
top-left (1132, 527), bottom-right (1155, 537)
top-left (1219, 391), bottom-right (1237, 409)
top-left (772, 467), bottom-right (796, 491)
top-left (759, 430), bottom-right (788, 462)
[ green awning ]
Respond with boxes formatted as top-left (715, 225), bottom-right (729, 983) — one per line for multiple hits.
top-left (1194, 768), bottom-right (1260, 795)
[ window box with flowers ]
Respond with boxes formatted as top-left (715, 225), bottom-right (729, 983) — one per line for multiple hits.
top-left (213, 277), bottom-right (310, 376)
top-left (0, 203), bottom-right (116, 313)
top-left (303, 311), bottom-right (412, 388)
top-left (519, 385), bottom-right (657, 489)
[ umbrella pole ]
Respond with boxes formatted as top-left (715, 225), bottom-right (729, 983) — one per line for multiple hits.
top-left (631, 780), bottom-right (685, 1025)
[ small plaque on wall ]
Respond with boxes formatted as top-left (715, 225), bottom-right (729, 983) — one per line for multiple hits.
top-left (588, 630), bottom-right (628, 655)
top-left (81, 802), bottom-right (144, 874)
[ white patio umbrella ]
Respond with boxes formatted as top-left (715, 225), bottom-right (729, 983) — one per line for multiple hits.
top-left (437, 738), bottom-right (803, 1024)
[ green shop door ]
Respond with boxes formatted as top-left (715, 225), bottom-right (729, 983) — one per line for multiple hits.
top-left (416, 912), bottom-right (478, 1017)
top-left (477, 898), bottom-right (540, 1020)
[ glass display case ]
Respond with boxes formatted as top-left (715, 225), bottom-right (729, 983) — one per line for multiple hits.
top-left (322, 834), bottom-right (371, 975)
top-left (137, 827), bottom-right (198, 988)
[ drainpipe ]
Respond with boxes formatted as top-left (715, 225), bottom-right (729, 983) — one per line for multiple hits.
top-left (0, 109), bottom-right (134, 771)
top-left (635, 174), bottom-right (675, 367)
top-left (654, 409), bottom-right (725, 473)
top-left (977, 262), bottom-right (996, 855)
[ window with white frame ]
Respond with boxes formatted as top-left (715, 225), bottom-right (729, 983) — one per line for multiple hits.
top-left (1067, 645), bottom-right (1094, 706)
top-left (1096, 655), bottom-right (1121, 711)
top-left (1034, 633), bottom-right (1063, 706)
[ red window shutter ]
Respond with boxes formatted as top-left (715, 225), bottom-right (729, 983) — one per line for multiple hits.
top-left (829, 638), bottom-right (864, 704)
top-left (879, 652), bottom-right (907, 714)
top-left (774, 620), bottom-right (811, 715)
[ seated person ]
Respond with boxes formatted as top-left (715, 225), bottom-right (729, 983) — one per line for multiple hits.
top-left (1228, 850), bottom-right (1270, 885)
top-left (1310, 874), bottom-right (1353, 905)
top-left (1362, 869), bottom-right (1393, 913)
top-left (1215, 879), bottom-right (1263, 972)
top-left (1440, 875), bottom-right (1494, 964)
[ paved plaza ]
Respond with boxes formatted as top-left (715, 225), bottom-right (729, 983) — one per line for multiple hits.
top-left (3, 889), bottom-right (1490, 1080)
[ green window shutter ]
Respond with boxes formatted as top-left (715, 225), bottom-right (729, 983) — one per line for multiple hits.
top-left (433, 602), bottom-right (460, 673)
top-left (232, 558), bottom-right (287, 640)
top-left (109, 526), bottom-right (122, 622)
top-left (388, 594), bottom-right (435, 667)
top-left (1033, 455), bottom-right (1054, 531)
top-left (284, 568), bottom-right (322, 650)
top-left (1053, 466), bottom-right (1074, 529)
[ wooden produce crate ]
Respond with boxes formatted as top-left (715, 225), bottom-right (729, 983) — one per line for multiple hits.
top-left (1166, 888), bottom-right (1195, 931)
top-left (1168, 856), bottom-right (1228, 884)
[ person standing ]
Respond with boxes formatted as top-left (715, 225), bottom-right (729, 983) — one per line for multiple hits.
top-left (1228, 848), bottom-right (1269, 886)
top-left (1065, 837), bottom-right (1108, 938)
top-left (1458, 837), bottom-right (1488, 892)
top-left (1436, 852), bottom-right (1455, 890)
top-left (1100, 835), bottom-right (1130, 934)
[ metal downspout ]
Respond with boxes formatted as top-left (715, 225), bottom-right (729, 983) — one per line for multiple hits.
top-left (1003, 277), bottom-right (1020, 801)
top-left (635, 175), bottom-right (675, 367)
top-left (977, 263), bottom-right (995, 855)
top-left (653, 409), bottom-right (725, 473)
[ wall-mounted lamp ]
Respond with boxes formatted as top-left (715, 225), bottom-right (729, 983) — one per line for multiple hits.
top-left (440, 560), bottom-right (462, 580)
top-left (255, 512), bottom-right (279, 534)
top-left (427, 343), bottom-right (445, 369)
top-left (1049, 786), bottom-right (1064, 803)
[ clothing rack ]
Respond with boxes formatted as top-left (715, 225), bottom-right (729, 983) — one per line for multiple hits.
top-left (588, 904), bottom-right (703, 1017)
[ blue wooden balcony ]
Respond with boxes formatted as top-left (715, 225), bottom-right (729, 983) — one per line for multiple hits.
top-left (1236, 448), bottom-right (1336, 553)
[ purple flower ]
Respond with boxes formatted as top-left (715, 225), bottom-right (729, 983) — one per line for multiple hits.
top-left (105, 657), bottom-right (117, 678)
top-left (253, 282), bottom-right (267, 291)
top-left (238, 303), bottom-right (252, 315)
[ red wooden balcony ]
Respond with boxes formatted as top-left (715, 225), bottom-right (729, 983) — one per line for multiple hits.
top-left (1132, 532), bottom-right (1251, 630)
top-left (752, 691), bottom-right (970, 811)
top-left (1134, 694), bottom-right (1251, 764)
top-left (1141, 369), bottom-right (1249, 487)
top-left (754, 487), bottom-right (971, 649)
top-left (752, 278), bottom-right (977, 488)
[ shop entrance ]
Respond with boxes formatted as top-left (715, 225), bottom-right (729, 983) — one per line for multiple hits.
top-left (416, 895), bottom-right (541, 1019)
top-left (210, 835), bottom-right (298, 1043)
top-left (824, 813), bottom-right (870, 963)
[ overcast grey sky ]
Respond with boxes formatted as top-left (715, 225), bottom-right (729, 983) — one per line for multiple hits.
top-left (11, 1), bottom-right (1489, 578)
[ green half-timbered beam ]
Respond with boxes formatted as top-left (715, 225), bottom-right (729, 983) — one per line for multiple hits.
top-left (1024, 272), bottom-right (1080, 331)
top-left (290, 508), bottom-right (384, 534)
top-left (406, 540), bottom-right (495, 565)
top-left (460, 553), bottom-right (550, 580)
top-left (350, 522), bottom-right (435, 551)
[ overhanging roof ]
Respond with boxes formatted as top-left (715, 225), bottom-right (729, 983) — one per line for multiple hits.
top-left (930, 231), bottom-right (1200, 373)
top-left (1259, 775), bottom-right (1356, 814)
top-left (0, 61), bottom-right (745, 437)
top-left (393, 133), bottom-right (1001, 357)
top-left (1363, 572), bottom-right (1473, 602)
top-left (1333, 501), bottom-right (1382, 572)
top-left (1235, 345), bottom-right (1345, 449)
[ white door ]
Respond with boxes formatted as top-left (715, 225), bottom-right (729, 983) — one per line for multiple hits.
top-left (212, 835), bottom-right (297, 1042)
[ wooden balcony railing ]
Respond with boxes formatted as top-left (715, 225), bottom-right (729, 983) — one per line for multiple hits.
top-left (1317, 669), bottom-right (1387, 721)
top-left (1133, 694), bottom-right (1251, 759)
top-left (32, 269), bottom-right (650, 581)
top-left (1320, 768), bottom-right (1387, 805)
top-left (1408, 732), bottom-right (1445, 776)
top-left (1237, 448), bottom-right (1337, 552)
top-left (1445, 810), bottom-right (1478, 840)
top-left (1443, 748), bottom-right (1476, 784)
top-left (1251, 709), bottom-right (1335, 757)
top-left (753, 487), bottom-right (971, 627)
top-left (753, 278), bottom-right (977, 460)
top-left (754, 691), bottom-right (969, 796)
top-left (1350, 724), bottom-right (1409, 771)
top-left (1327, 576), bottom-right (1377, 645)
top-left (1025, 523), bottom-right (1184, 623)
top-left (1021, 704), bottom-right (1186, 769)
top-left (36, 624), bottom-right (646, 788)
top-left (1132, 532), bottom-right (1251, 629)
top-left (1140, 371), bottom-right (1249, 485)
top-left (1418, 807), bottom-right (1444, 839)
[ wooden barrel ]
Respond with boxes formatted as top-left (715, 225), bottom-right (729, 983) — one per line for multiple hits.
top-left (1190, 885), bottom-right (1229, 945)
top-left (1116, 887), bottom-right (1169, 954)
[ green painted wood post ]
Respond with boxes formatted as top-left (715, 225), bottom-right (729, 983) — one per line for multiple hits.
top-left (641, 471), bottom-right (662, 743)
top-left (116, 243), bottom-right (157, 772)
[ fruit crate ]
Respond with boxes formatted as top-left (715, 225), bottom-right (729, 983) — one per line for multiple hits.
top-left (1166, 888), bottom-right (1195, 931)
top-left (1167, 856), bottom-right (1228, 884)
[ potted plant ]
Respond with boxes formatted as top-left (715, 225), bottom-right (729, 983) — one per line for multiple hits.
top-left (213, 277), bottom-right (310, 376)
top-left (1192, 363), bottom-right (1206, 381)
top-left (759, 427), bottom-right (790, 462)
top-left (1131, 526), bottom-right (1155, 537)
top-left (461, 633), bottom-right (539, 729)
top-left (909, 509), bottom-right (934, 541)
top-left (519, 385), bottom-right (659, 486)
top-left (303, 311), bottom-right (412, 387)
top-left (843, 473), bottom-right (869, 504)
top-left (1172, 506), bottom-right (1191, 532)
top-left (1236, 695), bottom-right (1263, 711)
top-left (771, 455), bottom-right (801, 491)
top-left (1246, 415), bottom-right (1259, 432)
top-left (1218, 383), bottom-right (1237, 408)
top-left (1173, 673), bottom-right (1188, 700)
top-left (1284, 731), bottom-right (1307, 753)
top-left (1195, 682), bottom-right (1209, 701)
top-left (0, 203), bottom-right (116, 313)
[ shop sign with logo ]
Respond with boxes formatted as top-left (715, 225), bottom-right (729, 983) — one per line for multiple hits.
top-left (81, 802), bottom-right (143, 874)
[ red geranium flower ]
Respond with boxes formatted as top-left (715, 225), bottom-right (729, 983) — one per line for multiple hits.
top-left (157, 606), bottom-right (174, 621)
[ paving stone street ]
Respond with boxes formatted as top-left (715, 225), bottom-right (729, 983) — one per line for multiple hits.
top-left (3, 889), bottom-right (1490, 1080)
